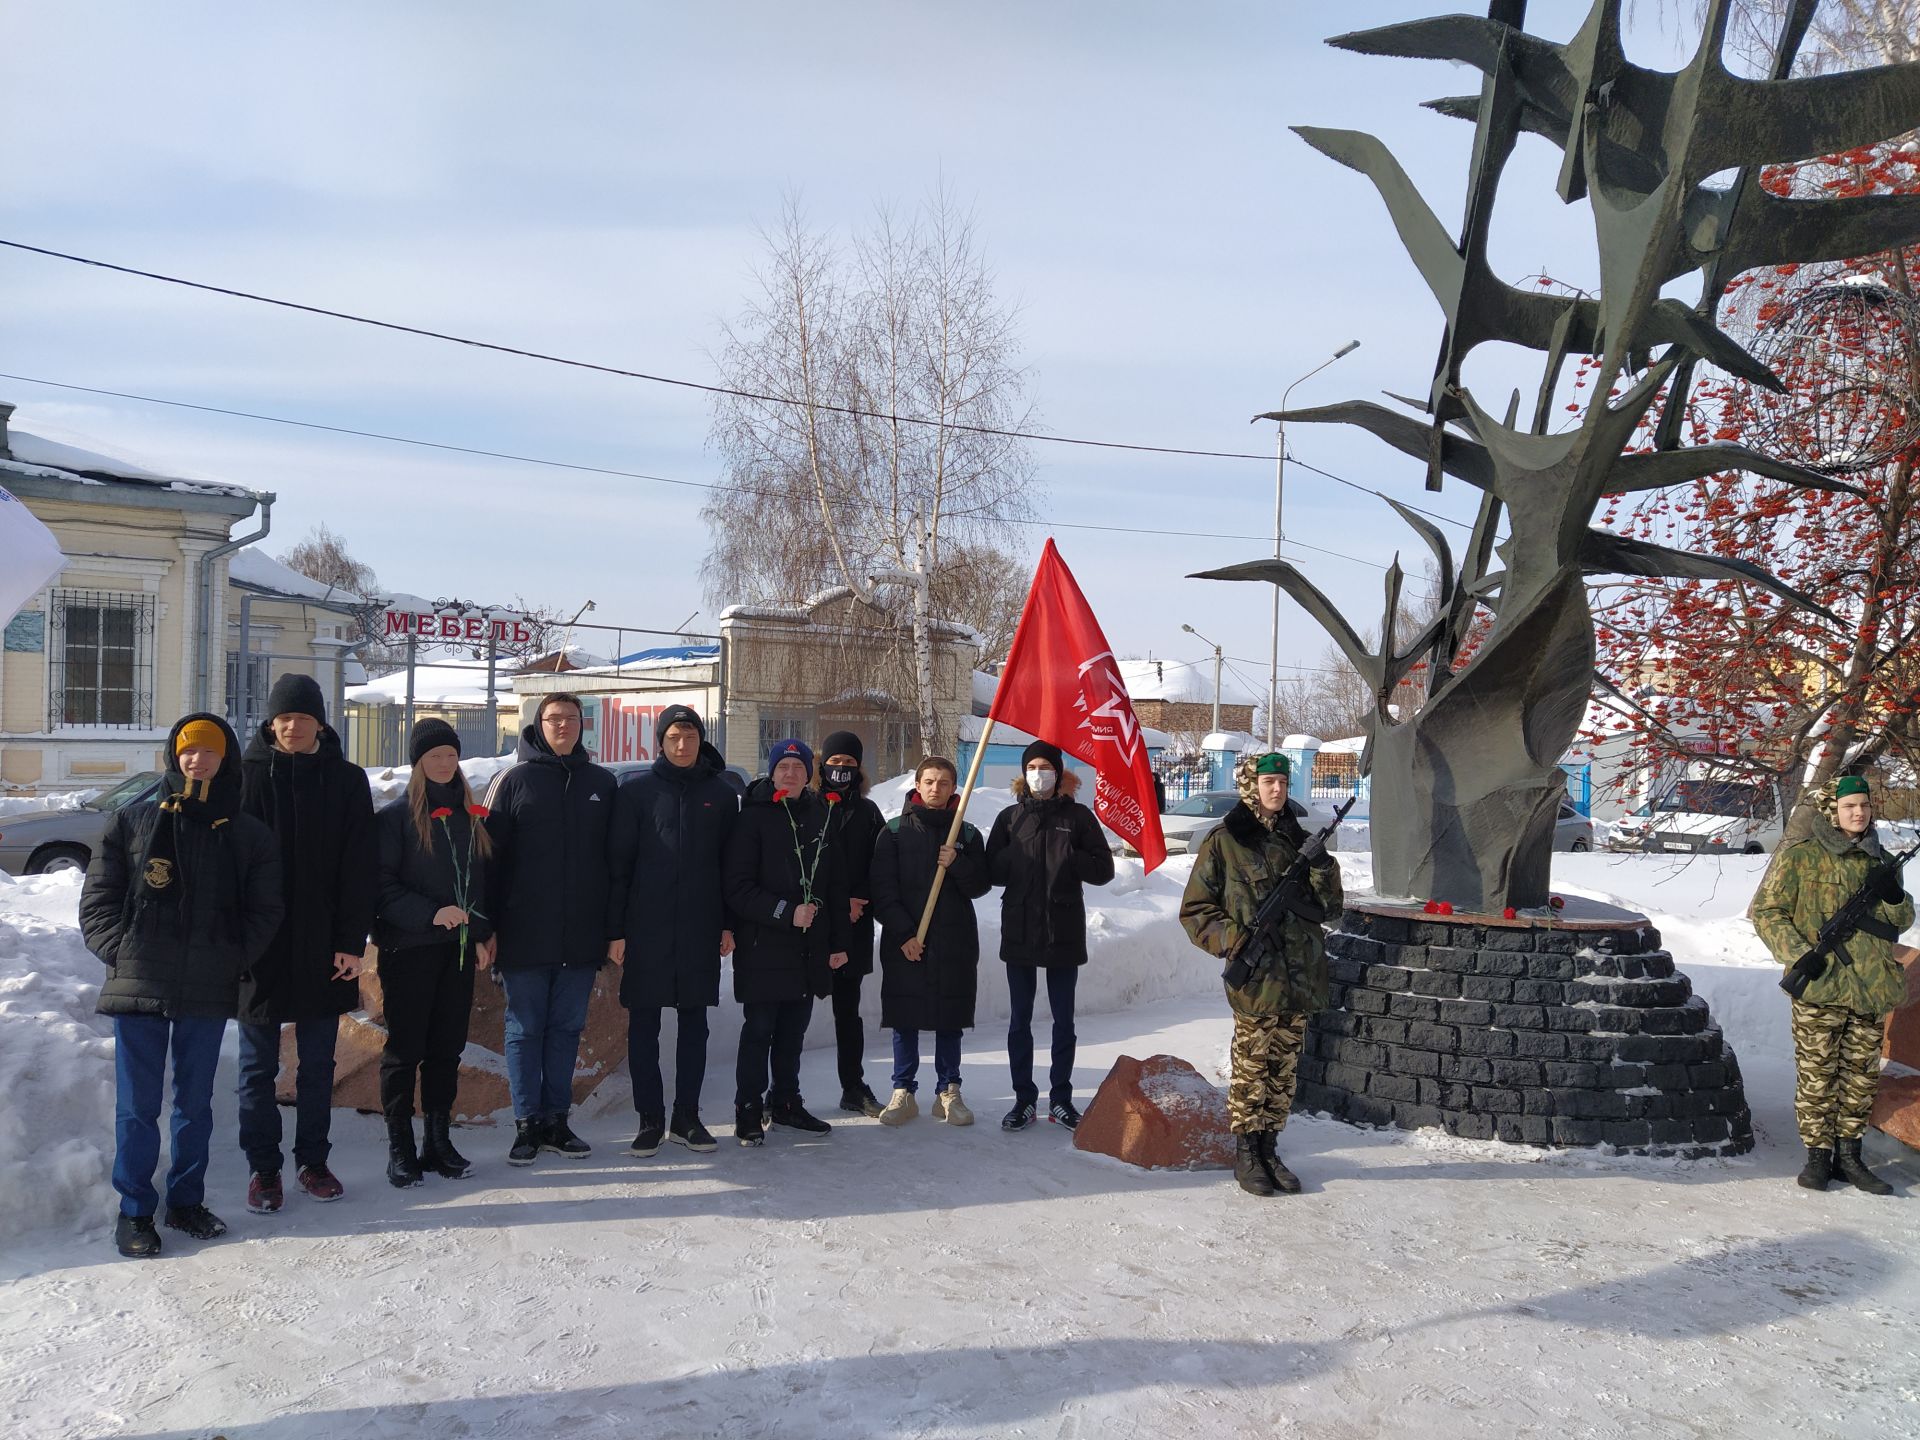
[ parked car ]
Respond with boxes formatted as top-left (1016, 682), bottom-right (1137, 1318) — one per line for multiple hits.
top-left (1605, 772), bottom-right (1783, 855)
top-left (1554, 801), bottom-right (1593, 852)
top-left (603, 758), bottom-right (750, 798)
top-left (0, 772), bottom-right (164, 876)
top-left (1142, 789), bottom-right (1344, 859)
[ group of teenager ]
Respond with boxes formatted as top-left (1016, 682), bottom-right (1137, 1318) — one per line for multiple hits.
top-left (79, 676), bottom-right (1907, 1259)
top-left (80, 688), bottom-right (1120, 1257)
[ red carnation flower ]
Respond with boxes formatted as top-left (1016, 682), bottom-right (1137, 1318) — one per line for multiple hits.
top-left (1502, 906), bottom-right (1517, 921)
top-left (772, 788), bottom-right (789, 803)
top-left (430, 807), bottom-right (454, 820)
top-left (1437, 901), bottom-right (1455, 916)
top-left (824, 791), bottom-right (842, 806)
top-left (1549, 895), bottom-right (1566, 911)
top-left (468, 804), bottom-right (490, 819)
top-left (1423, 900), bottom-right (1441, 914)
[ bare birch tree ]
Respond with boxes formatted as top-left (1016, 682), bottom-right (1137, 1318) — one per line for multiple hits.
top-left (704, 190), bottom-right (1038, 750)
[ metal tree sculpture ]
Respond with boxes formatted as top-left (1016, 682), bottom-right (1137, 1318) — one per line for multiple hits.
top-left (1197, 0), bottom-right (1920, 909)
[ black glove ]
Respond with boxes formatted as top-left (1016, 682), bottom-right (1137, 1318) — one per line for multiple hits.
top-left (1877, 867), bottom-right (1906, 904)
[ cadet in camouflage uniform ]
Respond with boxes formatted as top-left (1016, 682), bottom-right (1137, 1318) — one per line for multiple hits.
top-left (1180, 752), bottom-right (1342, 1197)
top-left (1752, 774), bottom-right (1912, 1195)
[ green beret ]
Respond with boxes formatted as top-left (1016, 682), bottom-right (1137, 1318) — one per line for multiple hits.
top-left (1253, 752), bottom-right (1290, 777)
top-left (1835, 775), bottom-right (1871, 801)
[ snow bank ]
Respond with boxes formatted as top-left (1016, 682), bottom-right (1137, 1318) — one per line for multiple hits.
top-left (0, 870), bottom-right (115, 1241)
top-left (363, 756), bottom-right (517, 808)
top-left (0, 789), bottom-right (98, 820)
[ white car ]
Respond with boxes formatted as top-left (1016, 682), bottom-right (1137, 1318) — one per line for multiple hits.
top-left (1149, 789), bottom-right (1343, 858)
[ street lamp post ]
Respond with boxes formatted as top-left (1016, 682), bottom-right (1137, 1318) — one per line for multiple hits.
top-left (1181, 622), bottom-right (1224, 736)
top-left (1268, 340), bottom-right (1361, 747)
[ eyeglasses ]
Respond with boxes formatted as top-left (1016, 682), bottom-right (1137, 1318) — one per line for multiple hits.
top-left (542, 714), bottom-right (581, 727)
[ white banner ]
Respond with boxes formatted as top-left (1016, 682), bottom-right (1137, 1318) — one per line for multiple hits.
top-left (0, 485), bottom-right (64, 626)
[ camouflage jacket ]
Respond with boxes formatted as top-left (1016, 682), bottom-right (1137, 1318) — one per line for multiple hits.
top-left (1180, 802), bottom-right (1344, 1018)
top-left (1752, 827), bottom-right (1913, 1015)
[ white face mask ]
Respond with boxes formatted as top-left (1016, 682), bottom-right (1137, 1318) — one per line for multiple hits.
top-left (1025, 766), bottom-right (1057, 794)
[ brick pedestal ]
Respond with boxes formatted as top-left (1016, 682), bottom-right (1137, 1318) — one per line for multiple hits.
top-left (1292, 902), bottom-right (1754, 1157)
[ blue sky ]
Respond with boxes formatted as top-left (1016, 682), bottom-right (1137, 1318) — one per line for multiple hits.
top-left (0, 2), bottom-right (1700, 694)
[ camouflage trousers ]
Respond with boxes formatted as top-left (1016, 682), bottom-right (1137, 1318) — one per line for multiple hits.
top-left (1790, 999), bottom-right (1887, 1147)
top-left (1228, 1012), bottom-right (1308, 1134)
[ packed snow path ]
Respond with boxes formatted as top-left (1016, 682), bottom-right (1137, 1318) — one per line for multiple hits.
top-left (2, 855), bottom-right (1918, 1437)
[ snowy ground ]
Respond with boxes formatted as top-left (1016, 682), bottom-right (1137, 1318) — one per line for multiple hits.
top-left (2, 852), bottom-right (1918, 1438)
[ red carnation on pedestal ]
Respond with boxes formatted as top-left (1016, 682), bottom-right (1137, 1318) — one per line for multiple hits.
top-left (1437, 901), bottom-right (1455, 916)
top-left (1423, 900), bottom-right (1441, 914)
top-left (1502, 906), bottom-right (1517, 920)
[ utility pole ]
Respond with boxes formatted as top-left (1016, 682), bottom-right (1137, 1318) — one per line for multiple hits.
top-left (1181, 623), bottom-right (1224, 735)
top-left (1268, 340), bottom-right (1361, 746)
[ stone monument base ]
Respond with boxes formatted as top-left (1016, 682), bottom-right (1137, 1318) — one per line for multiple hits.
top-left (1293, 900), bottom-right (1754, 1157)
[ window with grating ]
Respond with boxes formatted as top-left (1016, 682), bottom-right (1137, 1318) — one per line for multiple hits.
top-left (49, 590), bottom-right (155, 729)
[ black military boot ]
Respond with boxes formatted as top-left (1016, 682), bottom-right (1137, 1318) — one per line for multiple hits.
top-left (735, 1099), bottom-right (766, 1147)
top-left (1833, 1138), bottom-right (1894, 1196)
top-left (1235, 1134), bottom-right (1277, 1197)
top-left (1259, 1132), bottom-right (1302, 1195)
top-left (386, 1119), bottom-right (424, 1188)
top-left (1796, 1144), bottom-right (1833, 1190)
top-left (541, 1113), bottom-right (592, 1158)
top-left (421, 1113), bottom-right (472, 1179)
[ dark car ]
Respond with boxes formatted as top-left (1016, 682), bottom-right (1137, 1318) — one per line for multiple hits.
top-left (0, 772), bottom-right (164, 876)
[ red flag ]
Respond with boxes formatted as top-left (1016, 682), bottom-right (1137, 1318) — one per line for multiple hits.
top-left (990, 540), bottom-right (1166, 871)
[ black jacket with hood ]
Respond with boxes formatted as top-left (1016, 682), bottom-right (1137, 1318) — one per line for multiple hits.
top-left (235, 721), bottom-right (378, 1023)
top-left (985, 770), bottom-right (1116, 969)
top-left (723, 778), bottom-right (851, 1004)
top-left (818, 769), bottom-right (884, 978)
top-left (373, 779), bottom-right (495, 955)
top-left (80, 713), bottom-right (285, 1020)
top-left (607, 740), bottom-right (740, 1008)
top-left (483, 724), bottom-right (618, 971)
top-left (871, 792), bottom-right (992, 1032)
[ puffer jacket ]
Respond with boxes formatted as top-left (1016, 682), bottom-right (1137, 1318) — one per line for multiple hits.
top-left (80, 713), bottom-right (284, 1019)
top-left (984, 772), bottom-right (1115, 969)
top-left (1180, 801), bottom-right (1344, 1018)
top-left (723, 779), bottom-right (850, 1004)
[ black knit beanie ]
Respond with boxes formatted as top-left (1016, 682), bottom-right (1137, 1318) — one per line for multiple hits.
top-left (1020, 740), bottom-right (1064, 772)
top-left (409, 717), bottom-right (462, 765)
top-left (266, 672), bottom-right (327, 725)
top-left (656, 704), bottom-right (706, 742)
top-left (820, 729), bottom-right (864, 766)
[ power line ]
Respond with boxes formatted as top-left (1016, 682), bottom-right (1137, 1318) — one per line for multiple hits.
top-left (0, 370), bottom-right (1396, 567)
top-left (0, 237), bottom-right (1475, 534)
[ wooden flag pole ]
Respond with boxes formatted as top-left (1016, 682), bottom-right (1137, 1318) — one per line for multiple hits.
top-left (914, 716), bottom-right (997, 945)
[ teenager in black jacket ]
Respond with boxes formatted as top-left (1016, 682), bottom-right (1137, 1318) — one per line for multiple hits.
top-left (985, 740), bottom-right (1115, 1132)
top-left (816, 729), bottom-right (886, 1117)
top-left (483, 693), bottom-right (617, 1165)
top-left (869, 757), bottom-right (992, 1127)
top-left (607, 704), bottom-right (738, 1157)
top-left (80, 713), bottom-right (283, 1257)
top-left (374, 719), bottom-right (494, 1187)
top-left (722, 738), bottom-right (850, 1145)
top-left (234, 673), bottom-right (378, 1215)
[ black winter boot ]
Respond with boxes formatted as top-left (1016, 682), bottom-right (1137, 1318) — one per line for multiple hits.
top-left (386, 1119), bottom-right (424, 1188)
top-left (421, 1113), bottom-right (472, 1179)
top-left (669, 1110), bottom-right (717, 1153)
top-left (1259, 1132), bottom-right (1302, 1195)
top-left (1796, 1144), bottom-right (1833, 1190)
top-left (1235, 1134), bottom-right (1277, 1197)
top-left (768, 1099), bottom-right (832, 1135)
top-left (628, 1113), bottom-right (666, 1158)
top-left (115, 1213), bottom-right (161, 1257)
top-left (735, 1100), bottom-right (765, 1147)
top-left (507, 1118), bottom-right (541, 1166)
top-left (541, 1114), bottom-right (591, 1158)
top-left (1833, 1137), bottom-right (1894, 1196)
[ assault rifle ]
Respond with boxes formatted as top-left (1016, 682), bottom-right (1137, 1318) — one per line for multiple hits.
top-left (1223, 795), bottom-right (1355, 991)
top-left (1779, 841), bottom-right (1918, 999)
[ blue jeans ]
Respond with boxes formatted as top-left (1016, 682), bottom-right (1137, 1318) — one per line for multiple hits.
top-left (1007, 964), bottom-right (1078, 1106)
top-left (114, 1014), bottom-right (227, 1217)
top-left (891, 1028), bottom-right (962, 1094)
top-left (237, 1017), bottom-right (338, 1175)
top-left (628, 1004), bottom-right (709, 1118)
top-left (501, 966), bottom-right (598, 1120)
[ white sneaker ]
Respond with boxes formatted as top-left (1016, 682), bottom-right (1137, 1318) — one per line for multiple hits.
top-left (932, 1085), bottom-right (973, 1126)
top-left (878, 1088), bottom-right (919, 1126)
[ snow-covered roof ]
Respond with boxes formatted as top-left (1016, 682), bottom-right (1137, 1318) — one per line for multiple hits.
top-left (1116, 657), bottom-right (1258, 707)
top-left (1319, 735), bottom-right (1368, 754)
top-left (2, 424), bottom-right (260, 501)
top-left (972, 669), bottom-right (999, 712)
top-left (1201, 730), bottom-right (1258, 752)
top-left (961, 713), bottom-right (1173, 753)
top-left (346, 664), bottom-right (518, 708)
top-left (719, 587), bottom-right (978, 642)
top-left (228, 547), bottom-right (363, 606)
